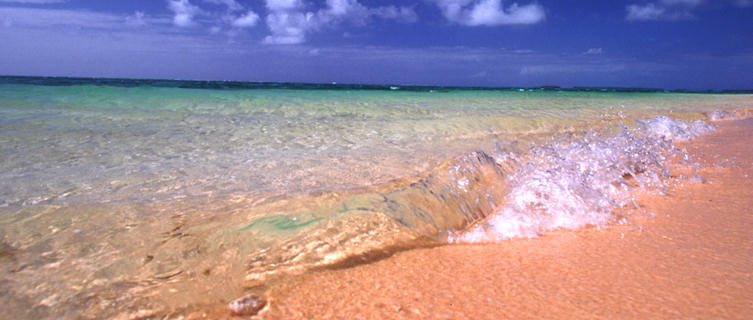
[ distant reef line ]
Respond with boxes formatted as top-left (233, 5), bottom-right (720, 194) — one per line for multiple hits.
top-left (1, 75), bottom-right (752, 94)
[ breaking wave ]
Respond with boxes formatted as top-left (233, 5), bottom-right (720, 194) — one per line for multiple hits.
top-left (453, 115), bottom-right (714, 242)
top-left (238, 115), bottom-right (717, 283)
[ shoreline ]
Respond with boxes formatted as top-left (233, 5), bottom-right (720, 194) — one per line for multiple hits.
top-left (249, 118), bottom-right (753, 319)
top-left (2, 113), bottom-right (752, 319)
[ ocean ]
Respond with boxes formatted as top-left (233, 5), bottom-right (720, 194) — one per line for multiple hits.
top-left (1, 76), bottom-right (752, 317)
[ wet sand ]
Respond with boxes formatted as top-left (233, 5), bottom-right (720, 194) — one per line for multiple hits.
top-left (253, 118), bottom-right (753, 319)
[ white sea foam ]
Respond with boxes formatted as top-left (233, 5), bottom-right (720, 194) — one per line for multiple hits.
top-left (706, 110), bottom-right (740, 121)
top-left (452, 116), bottom-right (714, 242)
top-left (639, 115), bottom-right (716, 141)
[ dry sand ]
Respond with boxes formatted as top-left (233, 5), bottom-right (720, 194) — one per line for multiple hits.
top-left (244, 118), bottom-right (753, 319)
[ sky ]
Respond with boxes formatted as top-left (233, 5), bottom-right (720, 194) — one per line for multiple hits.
top-left (0, 0), bottom-right (752, 89)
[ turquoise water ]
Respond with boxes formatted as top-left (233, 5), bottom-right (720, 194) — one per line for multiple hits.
top-left (1, 76), bottom-right (752, 318)
top-left (2, 79), bottom-right (750, 207)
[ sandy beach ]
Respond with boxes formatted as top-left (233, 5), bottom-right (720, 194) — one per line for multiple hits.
top-left (244, 118), bottom-right (753, 319)
top-left (2, 1), bottom-right (753, 318)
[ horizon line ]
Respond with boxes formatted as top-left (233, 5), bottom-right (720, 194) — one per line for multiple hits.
top-left (2, 74), bottom-right (752, 94)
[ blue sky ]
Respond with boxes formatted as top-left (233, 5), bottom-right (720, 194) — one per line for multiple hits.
top-left (0, 0), bottom-right (751, 89)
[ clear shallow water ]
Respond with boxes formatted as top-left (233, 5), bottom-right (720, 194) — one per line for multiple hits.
top-left (2, 80), bottom-right (750, 207)
top-left (1, 77), bottom-right (752, 318)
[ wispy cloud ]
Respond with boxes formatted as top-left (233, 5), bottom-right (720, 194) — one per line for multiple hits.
top-left (626, 0), bottom-right (702, 21)
top-left (273, 45), bottom-right (689, 87)
top-left (125, 11), bottom-right (148, 27)
top-left (1, 7), bottom-right (749, 90)
top-left (0, 7), bottom-right (165, 29)
top-left (626, 3), bottom-right (665, 21)
top-left (0, 0), bottom-right (65, 3)
top-left (262, 0), bottom-right (417, 45)
top-left (432, 0), bottom-right (545, 26)
top-left (519, 64), bottom-right (627, 76)
top-left (659, 0), bottom-right (702, 6)
top-left (202, 0), bottom-right (243, 11)
top-left (196, 0), bottom-right (264, 34)
top-left (583, 47), bottom-right (603, 55)
top-left (371, 5), bottom-right (418, 23)
top-left (266, 0), bottom-right (301, 11)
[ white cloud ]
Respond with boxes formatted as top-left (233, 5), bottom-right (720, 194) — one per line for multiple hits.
top-left (125, 11), bottom-right (148, 27)
top-left (371, 6), bottom-right (418, 23)
top-left (262, 0), bottom-right (313, 44)
top-left (263, 11), bottom-right (314, 44)
top-left (626, 3), bottom-right (665, 21)
top-left (626, 0), bottom-right (705, 21)
top-left (167, 0), bottom-right (201, 27)
top-left (232, 10), bottom-right (260, 28)
top-left (317, 0), bottom-right (368, 26)
top-left (262, 0), bottom-right (417, 45)
top-left (325, 0), bottom-right (364, 16)
top-left (318, 0), bottom-right (417, 25)
top-left (266, 0), bottom-right (302, 11)
top-left (584, 47), bottom-right (603, 55)
top-left (0, 7), bottom-right (138, 28)
top-left (519, 63), bottom-right (627, 75)
top-left (659, 0), bottom-right (702, 6)
top-left (203, 0), bottom-right (243, 11)
top-left (433, 0), bottom-right (545, 26)
top-left (198, 0), bottom-right (262, 31)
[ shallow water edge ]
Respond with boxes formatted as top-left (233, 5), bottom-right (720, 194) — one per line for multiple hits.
top-left (2, 111), bottom-right (752, 318)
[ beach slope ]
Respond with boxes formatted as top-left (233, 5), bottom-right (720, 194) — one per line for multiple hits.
top-left (257, 118), bottom-right (753, 319)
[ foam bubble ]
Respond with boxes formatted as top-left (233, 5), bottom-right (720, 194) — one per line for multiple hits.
top-left (452, 117), bottom-right (714, 242)
top-left (706, 110), bottom-right (740, 121)
top-left (639, 115), bottom-right (716, 141)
